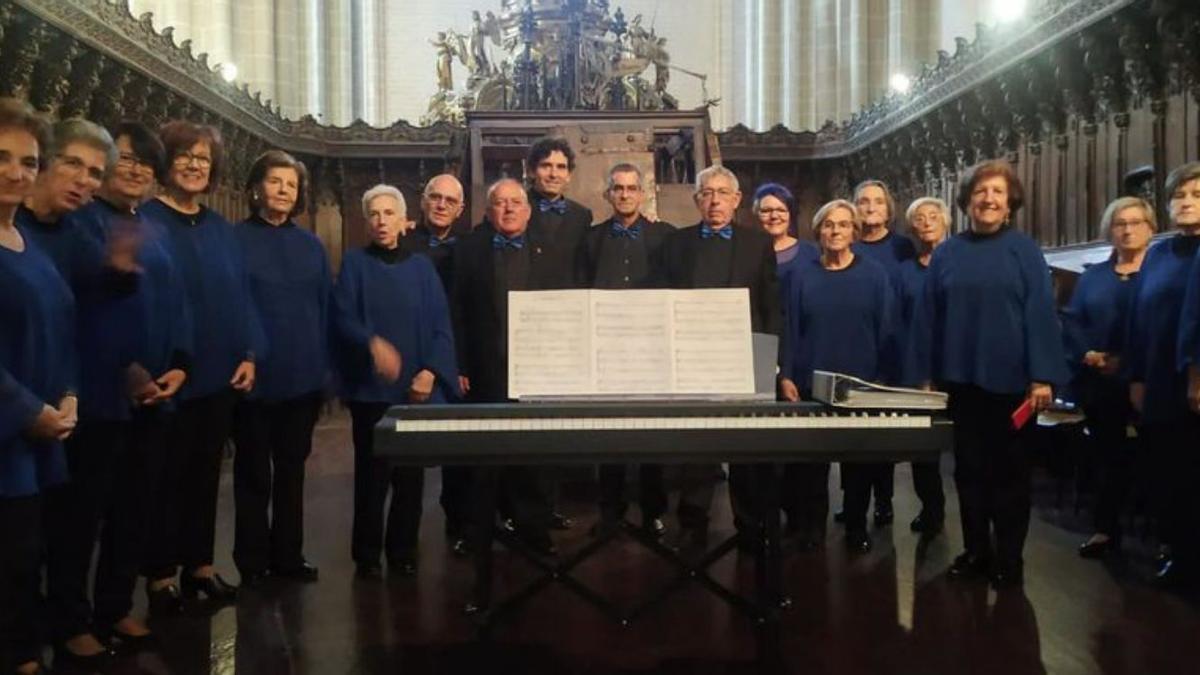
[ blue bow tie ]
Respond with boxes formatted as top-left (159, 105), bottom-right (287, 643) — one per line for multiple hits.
top-left (609, 222), bottom-right (641, 240)
top-left (700, 223), bottom-right (733, 240)
top-left (538, 198), bottom-right (568, 215)
top-left (429, 234), bottom-right (456, 248)
top-left (492, 232), bottom-right (525, 250)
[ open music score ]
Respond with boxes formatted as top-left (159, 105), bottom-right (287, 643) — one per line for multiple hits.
top-left (507, 288), bottom-right (755, 399)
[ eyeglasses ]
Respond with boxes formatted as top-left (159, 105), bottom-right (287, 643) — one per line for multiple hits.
top-left (56, 154), bottom-right (105, 182)
top-left (758, 207), bottom-right (788, 217)
top-left (698, 188), bottom-right (736, 200)
top-left (490, 198), bottom-right (527, 209)
top-left (172, 152), bottom-right (212, 168)
top-left (1111, 218), bottom-right (1148, 229)
top-left (116, 153), bottom-right (155, 173)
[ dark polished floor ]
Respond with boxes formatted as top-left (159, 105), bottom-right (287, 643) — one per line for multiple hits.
top-left (76, 409), bottom-right (1200, 675)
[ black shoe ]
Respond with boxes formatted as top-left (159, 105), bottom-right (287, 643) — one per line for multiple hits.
top-left (146, 582), bottom-right (184, 615)
top-left (355, 563), bottom-right (383, 580)
top-left (846, 530), bottom-right (872, 554)
top-left (947, 552), bottom-right (991, 580)
top-left (391, 559), bottom-right (418, 577)
top-left (53, 642), bottom-right (114, 671)
top-left (550, 512), bottom-right (574, 530)
top-left (873, 504), bottom-right (894, 527)
top-left (642, 516), bottom-right (666, 539)
top-left (833, 509), bottom-right (846, 524)
top-left (240, 569), bottom-right (270, 589)
top-left (910, 512), bottom-right (944, 535)
top-left (97, 626), bottom-right (159, 655)
top-left (990, 562), bottom-right (1024, 589)
top-left (450, 538), bottom-right (470, 557)
top-left (1154, 558), bottom-right (1194, 589)
top-left (181, 573), bottom-right (239, 601)
top-left (1078, 537), bottom-right (1114, 560)
top-left (271, 560), bottom-right (319, 583)
top-left (1154, 545), bottom-right (1172, 566)
top-left (500, 518), bottom-right (516, 533)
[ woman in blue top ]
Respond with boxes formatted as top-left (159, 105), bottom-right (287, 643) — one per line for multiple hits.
top-left (0, 98), bottom-right (74, 675)
top-left (894, 197), bottom-right (952, 537)
top-left (906, 159), bottom-right (1068, 588)
top-left (231, 151), bottom-right (331, 587)
top-left (1067, 197), bottom-right (1153, 561)
top-left (334, 185), bottom-right (459, 579)
top-left (1133, 162), bottom-right (1200, 587)
top-left (779, 199), bottom-right (895, 554)
top-left (140, 122), bottom-right (256, 608)
top-left (754, 183), bottom-right (817, 301)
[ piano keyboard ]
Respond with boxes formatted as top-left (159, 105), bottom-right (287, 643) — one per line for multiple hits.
top-left (395, 412), bottom-right (930, 433)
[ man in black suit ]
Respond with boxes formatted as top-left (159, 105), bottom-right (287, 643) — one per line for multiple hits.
top-left (401, 173), bottom-right (470, 554)
top-left (662, 165), bottom-right (781, 551)
top-left (581, 163), bottom-right (673, 537)
top-left (526, 136), bottom-right (593, 285)
top-left (452, 178), bottom-right (574, 555)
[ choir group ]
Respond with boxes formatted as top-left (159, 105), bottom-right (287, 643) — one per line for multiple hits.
top-left (3, 96), bottom-right (1200, 674)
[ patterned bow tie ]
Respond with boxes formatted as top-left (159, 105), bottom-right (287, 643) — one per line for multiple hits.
top-left (700, 223), bottom-right (733, 240)
top-left (492, 232), bottom-right (525, 250)
top-left (610, 222), bottom-right (642, 240)
top-left (429, 234), bottom-right (457, 248)
top-left (538, 198), bottom-right (568, 215)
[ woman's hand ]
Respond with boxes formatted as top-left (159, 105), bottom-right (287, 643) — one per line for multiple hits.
top-left (28, 404), bottom-right (74, 442)
top-left (230, 360), bottom-right (256, 392)
top-left (409, 369), bottom-right (435, 404)
top-left (778, 378), bottom-right (800, 402)
top-left (369, 336), bottom-right (402, 383)
top-left (1027, 381), bottom-right (1053, 412)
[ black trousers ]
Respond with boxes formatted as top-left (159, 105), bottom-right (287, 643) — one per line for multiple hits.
top-left (1144, 416), bottom-right (1200, 567)
top-left (0, 494), bottom-right (41, 670)
top-left (232, 393), bottom-right (322, 574)
top-left (44, 411), bottom-right (162, 640)
top-left (1081, 377), bottom-right (1135, 537)
top-left (439, 465), bottom-right (472, 538)
top-left (946, 383), bottom-right (1033, 569)
top-left (145, 389), bottom-right (237, 579)
top-left (781, 462), bottom-right (830, 539)
top-left (677, 463), bottom-right (769, 534)
top-left (911, 458), bottom-right (946, 521)
top-left (841, 462), bottom-right (888, 533)
top-left (598, 463), bottom-right (667, 521)
top-left (348, 402), bottom-right (424, 565)
top-left (869, 463), bottom-right (895, 505)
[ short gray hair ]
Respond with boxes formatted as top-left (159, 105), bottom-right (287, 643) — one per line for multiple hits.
top-left (51, 118), bottom-right (117, 171)
top-left (486, 177), bottom-right (527, 204)
top-left (361, 184), bottom-right (406, 218)
top-left (1100, 196), bottom-right (1156, 234)
top-left (606, 163), bottom-right (643, 190)
top-left (422, 173), bottom-right (464, 198)
top-left (811, 199), bottom-right (861, 235)
top-left (694, 164), bottom-right (739, 194)
top-left (905, 197), bottom-right (951, 229)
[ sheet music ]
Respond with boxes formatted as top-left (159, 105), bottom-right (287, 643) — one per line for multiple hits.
top-left (591, 290), bottom-right (672, 393)
top-left (670, 289), bottom-right (755, 394)
top-left (508, 288), bottom-right (755, 398)
top-left (508, 291), bottom-right (592, 397)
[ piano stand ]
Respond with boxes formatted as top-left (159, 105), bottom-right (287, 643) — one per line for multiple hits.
top-left (462, 466), bottom-right (791, 667)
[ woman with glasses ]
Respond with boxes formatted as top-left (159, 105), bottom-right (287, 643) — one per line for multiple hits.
top-left (42, 121), bottom-right (187, 663)
top-left (140, 121), bottom-right (260, 609)
top-left (1068, 198), bottom-right (1153, 561)
top-left (778, 199), bottom-right (894, 554)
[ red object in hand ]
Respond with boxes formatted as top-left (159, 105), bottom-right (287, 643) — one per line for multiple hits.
top-left (1011, 399), bottom-right (1034, 430)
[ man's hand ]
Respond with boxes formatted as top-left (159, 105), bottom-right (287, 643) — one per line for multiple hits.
top-left (458, 376), bottom-right (470, 395)
top-left (230, 360), bottom-right (256, 392)
top-left (369, 336), bottom-right (402, 383)
top-left (28, 404), bottom-right (74, 441)
top-left (1027, 382), bottom-right (1053, 412)
top-left (1083, 351), bottom-right (1107, 370)
top-left (57, 395), bottom-right (78, 431)
top-left (409, 369), bottom-right (436, 403)
top-left (778, 378), bottom-right (800, 402)
top-left (142, 369), bottom-right (188, 405)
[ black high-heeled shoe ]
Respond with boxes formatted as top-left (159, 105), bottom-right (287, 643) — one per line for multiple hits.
top-left (181, 573), bottom-right (239, 602)
top-left (96, 625), bottom-right (160, 655)
top-left (53, 641), bottom-right (114, 671)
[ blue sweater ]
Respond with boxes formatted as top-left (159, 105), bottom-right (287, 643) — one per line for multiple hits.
top-left (781, 255), bottom-right (894, 395)
top-left (905, 227), bottom-right (1069, 395)
top-left (56, 200), bottom-right (192, 420)
top-left (0, 225), bottom-right (73, 496)
top-left (236, 216), bottom-right (331, 402)
top-left (1062, 259), bottom-right (1137, 378)
top-left (1126, 234), bottom-right (1200, 423)
top-left (141, 199), bottom-right (263, 401)
top-left (853, 231), bottom-right (916, 278)
top-left (776, 239), bottom-right (820, 307)
top-left (333, 246), bottom-right (459, 404)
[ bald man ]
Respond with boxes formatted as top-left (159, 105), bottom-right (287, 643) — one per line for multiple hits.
top-left (403, 174), bottom-right (464, 293)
